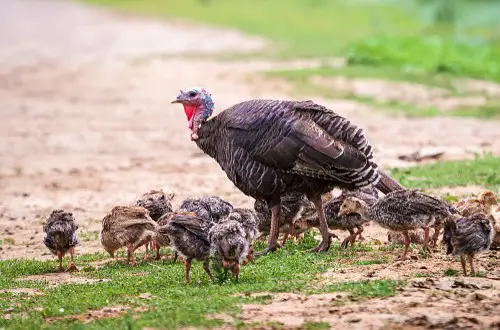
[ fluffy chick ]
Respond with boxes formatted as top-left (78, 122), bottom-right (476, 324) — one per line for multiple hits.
top-left (254, 192), bottom-right (313, 246)
top-left (159, 213), bottom-right (213, 284)
top-left (154, 210), bottom-right (197, 261)
top-left (443, 213), bottom-right (494, 275)
top-left (100, 206), bottom-right (158, 265)
top-left (387, 230), bottom-right (425, 245)
top-left (209, 219), bottom-right (249, 281)
top-left (136, 188), bottom-right (174, 221)
top-left (301, 188), bottom-right (379, 248)
top-left (43, 210), bottom-right (79, 272)
top-left (136, 188), bottom-right (175, 257)
top-left (179, 196), bottom-right (233, 224)
top-left (224, 208), bottom-right (259, 264)
top-left (454, 191), bottom-right (498, 220)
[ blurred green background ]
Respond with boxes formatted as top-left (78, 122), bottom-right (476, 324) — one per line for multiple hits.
top-left (84, 0), bottom-right (500, 118)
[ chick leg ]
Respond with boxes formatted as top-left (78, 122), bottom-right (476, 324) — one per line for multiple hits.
top-left (203, 259), bottom-right (214, 281)
top-left (144, 242), bottom-right (150, 260)
top-left (421, 226), bottom-right (431, 253)
top-left (256, 202), bottom-right (281, 256)
top-left (57, 251), bottom-right (63, 272)
top-left (430, 225), bottom-right (441, 248)
top-left (341, 229), bottom-right (356, 249)
top-left (468, 254), bottom-right (475, 275)
top-left (460, 255), bottom-right (467, 276)
top-left (127, 243), bottom-right (137, 266)
top-left (353, 226), bottom-right (364, 245)
top-left (281, 232), bottom-right (290, 246)
top-left (308, 195), bottom-right (332, 253)
top-left (231, 263), bottom-right (240, 281)
top-left (67, 247), bottom-right (79, 272)
top-left (184, 258), bottom-right (192, 285)
top-left (357, 227), bottom-right (366, 241)
top-left (155, 243), bottom-right (161, 261)
top-left (172, 251), bottom-right (179, 263)
top-left (247, 247), bottom-right (256, 264)
top-left (395, 231), bottom-right (410, 261)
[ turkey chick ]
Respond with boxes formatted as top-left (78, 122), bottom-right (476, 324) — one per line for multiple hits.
top-left (339, 189), bottom-right (455, 260)
top-left (43, 210), bottom-right (79, 272)
top-left (179, 196), bottom-right (233, 224)
top-left (137, 188), bottom-right (175, 259)
top-left (159, 213), bottom-right (213, 284)
top-left (209, 219), bottom-right (249, 281)
top-left (224, 208), bottom-right (259, 264)
top-left (100, 206), bottom-right (158, 265)
top-left (443, 213), bottom-right (494, 275)
top-left (301, 188), bottom-right (378, 248)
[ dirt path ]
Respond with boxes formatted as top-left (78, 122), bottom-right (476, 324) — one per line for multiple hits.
top-left (1, 0), bottom-right (499, 263)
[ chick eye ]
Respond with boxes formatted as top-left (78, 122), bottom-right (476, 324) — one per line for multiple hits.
top-left (188, 91), bottom-right (197, 97)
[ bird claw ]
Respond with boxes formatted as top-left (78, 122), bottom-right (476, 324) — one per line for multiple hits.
top-left (255, 243), bottom-right (281, 257)
top-left (67, 263), bottom-right (79, 273)
top-left (395, 255), bottom-right (407, 262)
top-left (307, 240), bottom-right (331, 253)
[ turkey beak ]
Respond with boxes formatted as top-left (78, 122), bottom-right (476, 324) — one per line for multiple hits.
top-left (171, 93), bottom-right (186, 104)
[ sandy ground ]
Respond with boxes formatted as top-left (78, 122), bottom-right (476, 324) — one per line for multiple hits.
top-left (1, 0), bottom-right (500, 327)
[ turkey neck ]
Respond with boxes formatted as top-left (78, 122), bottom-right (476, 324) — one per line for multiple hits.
top-left (193, 117), bottom-right (222, 160)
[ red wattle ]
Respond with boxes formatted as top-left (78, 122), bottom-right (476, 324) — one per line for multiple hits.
top-left (183, 105), bottom-right (196, 121)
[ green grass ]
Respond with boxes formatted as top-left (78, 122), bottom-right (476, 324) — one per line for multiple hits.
top-left (304, 321), bottom-right (331, 330)
top-left (0, 237), bottom-right (404, 330)
top-left (346, 34), bottom-right (500, 82)
top-left (265, 65), bottom-right (500, 119)
top-left (267, 65), bottom-right (461, 91)
top-left (390, 154), bottom-right (500, 190)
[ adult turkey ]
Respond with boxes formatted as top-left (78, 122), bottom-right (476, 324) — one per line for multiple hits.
top-left (171, 87), bottom-right (405, 254)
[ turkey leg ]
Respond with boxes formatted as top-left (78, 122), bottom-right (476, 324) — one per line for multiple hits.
top-left (256, 203), bottom-right (281, 256)
top-left (308, 195), bottom-right (332, 253)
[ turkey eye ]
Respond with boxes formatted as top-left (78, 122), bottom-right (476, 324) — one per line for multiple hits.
top-left (188, 91), bottom-right (197, 97)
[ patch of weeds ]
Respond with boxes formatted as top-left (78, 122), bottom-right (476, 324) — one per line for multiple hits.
top-left (2, 237), bottom-right (15, 245)
top-left (413, 273), bottom-right (429, 278)
top-left (390, 154), bottom-right (500, 189)
top-left (444, 268), bottom-right (459, 276)
top-left (304, 321), bottom-right (331, 330)
top-left (353, 258), bottom-right (389, 266)
top-left (378, 244), bottom-right (400, 252)
top-left (471, 271), bottom-right (487, 278)
top-left (317, 280), bottom-right (404, 298)
top-left (79, 231), bottom-right (99, 242)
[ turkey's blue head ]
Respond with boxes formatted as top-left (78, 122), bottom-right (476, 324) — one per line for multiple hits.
top-left (171, 87), bottom-right (214, 141)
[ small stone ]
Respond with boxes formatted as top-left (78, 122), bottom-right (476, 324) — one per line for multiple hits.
top-left (139, 292), bottom-right (152, 299)
top-left (466, 292), bottom-right (488, 301)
